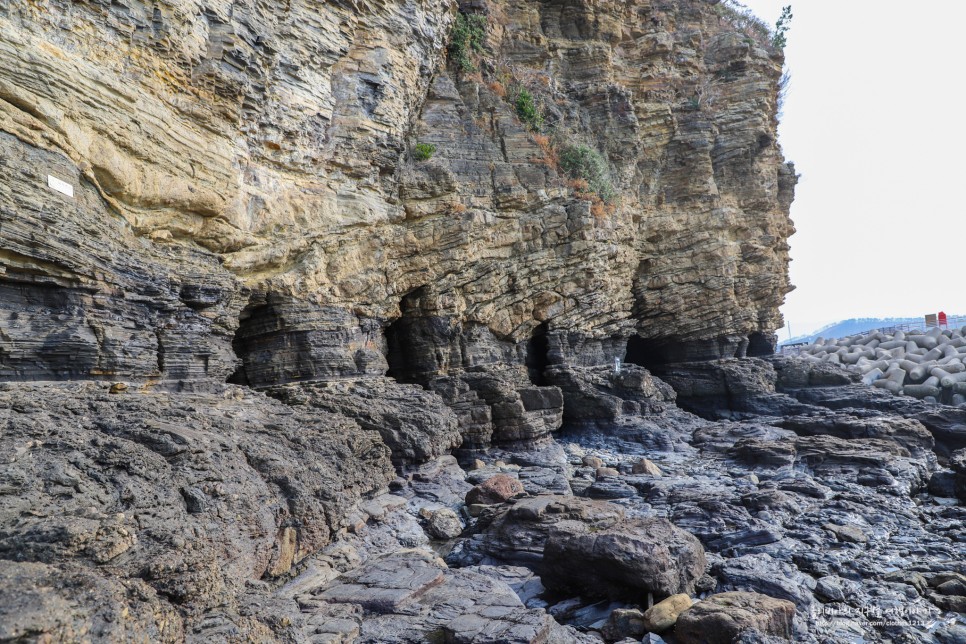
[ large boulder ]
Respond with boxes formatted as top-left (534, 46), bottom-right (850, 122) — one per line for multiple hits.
top-left (541, 517), bottom-right (705, 599)
top-left (543, 364), bottom-right (675, 422)
top-left (465, 474), bottom-right (526, 506)
top-left (449, 495), bottom-right (624, 567)
top-left (675, 592), bottom-right (795, 643)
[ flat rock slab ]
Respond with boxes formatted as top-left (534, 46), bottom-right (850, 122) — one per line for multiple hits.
top-left (315, 550), bottom-right (447, 613)
top-left (306, 550), bottom-right (592, 643)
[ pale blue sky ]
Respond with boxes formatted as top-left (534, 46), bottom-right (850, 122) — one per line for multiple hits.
top-left (737, 1), bottom-right (966, 339)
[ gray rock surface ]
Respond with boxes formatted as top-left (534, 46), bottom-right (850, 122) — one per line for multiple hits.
top-left (266, 378), bottom-right (462, 465)
top-left (0, 382), bottom-right (393, 638)
top-left (299, 550), bottom-right (594, 644)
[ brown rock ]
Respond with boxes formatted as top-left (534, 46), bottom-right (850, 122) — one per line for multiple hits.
top-left (108, 383), bottom-right (128, 394)
top-left (465, 474), bottom-right (524, 506)
top-left (596, 467), bottom-right (621, 478)
top-left (631, 458), bottom-right (663, 476)
top-left (675, 592), bottom-right (795, 643)
top-left (643, 593), bottom-right (693, 632)
top-left (267, 527), bottom-right (298, 577)
top-left (582, 456), bottom-right (605, 468)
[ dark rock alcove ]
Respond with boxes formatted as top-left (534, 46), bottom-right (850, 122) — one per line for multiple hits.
top-left (747, 331), bottom-right (776, 357)
top-left (525, 322), bottom-right (550, 385)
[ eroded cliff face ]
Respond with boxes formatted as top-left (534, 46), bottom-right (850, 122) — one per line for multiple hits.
top-left (0, 0), bottom-right (801, 639)
top-left (0, 0), bottom-right (794, 390)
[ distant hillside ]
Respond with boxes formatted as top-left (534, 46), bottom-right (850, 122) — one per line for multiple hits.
top-left (781, 317), bottom-right (924, 346)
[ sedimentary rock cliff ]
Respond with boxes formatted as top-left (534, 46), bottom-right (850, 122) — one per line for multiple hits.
top-left (0, 0), bottom-right (839, 641)
top-left (1, 0), bottom-right (794, 390)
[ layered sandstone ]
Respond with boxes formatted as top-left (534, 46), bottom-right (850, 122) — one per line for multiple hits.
top-left (1, 0), bottom-right (794, 392)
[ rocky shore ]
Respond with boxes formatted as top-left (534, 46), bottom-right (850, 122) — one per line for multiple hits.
top-left (2, 357), bottom-right (965, 642)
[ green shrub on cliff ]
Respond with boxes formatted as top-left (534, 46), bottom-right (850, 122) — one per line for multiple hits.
top-left (514, 88), bottom-right (543, 130)
top-left (449, 13), bottom-right (487, 73)
top-left (413, 142), bottom-right (436, 161)
top-left (559, 144), bottom-right (616, 202)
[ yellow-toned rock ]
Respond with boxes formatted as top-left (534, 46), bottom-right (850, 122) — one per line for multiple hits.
top-left (643, 593), bottom-right (694, 632)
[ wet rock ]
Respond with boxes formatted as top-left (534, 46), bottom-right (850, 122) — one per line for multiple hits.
top-left (465, 474), bottom-right (525, 506)
top-left (771, 356), bottom-right (860, 389)
top-left (559, 599), bottom-right (626, 631)
top-left (740, 489), bottom-right (804, 515)
top-left (789, 386), bottom-right (966, 454)
top-left (0, 560), bottom-right (184, 642)
top-left (814, 576), bottom-right (847, 602)
top-left (928, 470), bottom-right (959, 498)
top-left (823, 522), bottom-right (868, 544)
top-left (778, 413), bottom-right (935, 458)
top-left (602, 607), bottom-right (647, 641)
top-left (928, 593), bottom-right (966, 613)
top-left (0, 383), bottom-right (394, 634)
top-left (935, 623), bottom-right (966, 644)
top-left (936, 578), bottom-right (966, 596)
top-left (642, 593), bottom-right (693, 633)
top-left (715, 554), bottom-right (816, 611)
top-left (882, 570), bottom-right (929, 595)
top-left (516, 466), bottom-right (572, 496)
top-left (430, 367), bottom-right (564, 450)
top-left (656, 359), bottom-right (812, 420)
top-left (675, 592), bottom-right (795, 643)
top-left (544, 364), bottom-right (675, 423)
top-left (542, 517), bottom-right (706, 599)
top-left (583, 477), bottom-right (638, 500)
top-left (398, 456), bottom-right (473, 515)
top-left (730, 438), bottom-right (797, 467)
top-left (466, 565), bottom-right (548, 608)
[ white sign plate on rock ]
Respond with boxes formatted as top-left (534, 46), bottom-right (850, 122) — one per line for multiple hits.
top-left (47, 175), bottom-right (74, 198)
